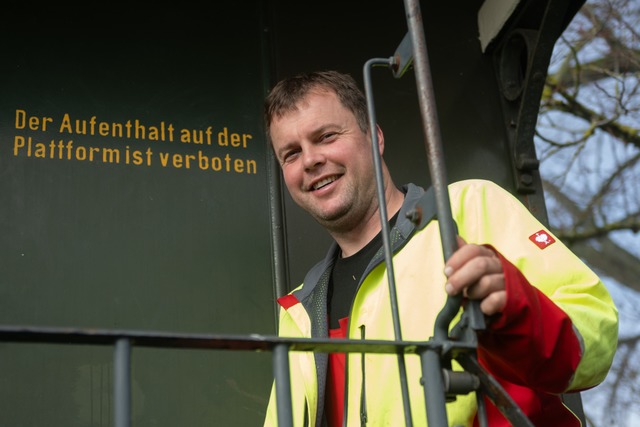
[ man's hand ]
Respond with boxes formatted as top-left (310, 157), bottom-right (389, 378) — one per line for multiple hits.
top-left (443, 236), bottom-right (506, 316)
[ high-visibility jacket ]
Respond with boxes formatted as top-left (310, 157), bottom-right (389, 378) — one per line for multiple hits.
top-left (264, 179), bottom-right (618, 426)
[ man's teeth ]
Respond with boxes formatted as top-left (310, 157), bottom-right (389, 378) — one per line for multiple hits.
top-left (313, 177), bottom-right (336, 190)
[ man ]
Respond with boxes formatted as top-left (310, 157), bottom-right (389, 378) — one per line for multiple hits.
top-left (262, 70), bottom-right (618, 426)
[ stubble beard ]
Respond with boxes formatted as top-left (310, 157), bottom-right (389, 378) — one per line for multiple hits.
top-left (313, 204), bottom-right (353, 233)
top-left (308, 183), bottom-right (375, 235)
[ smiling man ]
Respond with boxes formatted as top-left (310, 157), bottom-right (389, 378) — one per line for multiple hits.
top-left (262, 70), bottom-right (618, 427)
top-left (269, 83), bottom-right (403, 257)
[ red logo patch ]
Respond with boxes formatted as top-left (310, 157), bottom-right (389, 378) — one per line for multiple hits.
top-left (529, 230), bottom-right (556, 249)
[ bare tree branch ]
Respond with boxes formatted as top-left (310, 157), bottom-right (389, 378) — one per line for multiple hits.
top-left (542, 179), bottom-right (640, 292)
top-left (539, 2), bottom-right (640, 424)
top-left (550, 1), bottom-right (640, 89)
top-left (543, 84), bottom-right (640, 149)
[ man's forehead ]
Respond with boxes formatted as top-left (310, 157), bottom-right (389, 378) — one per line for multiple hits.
top-left (294, 95), bottom-right (349, 124)
top-left (274, 87), bottom-right (326, 114)
top-left (300, 89), bottom-right (343, 111)
top-left (270, 94), bottom-right (350, 143)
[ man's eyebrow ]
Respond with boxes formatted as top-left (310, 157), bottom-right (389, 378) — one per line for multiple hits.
top-left (276, 141), bottom-right (298, 159)
top-left (275, 123), bottom-right (344, 158)
top-left (314, 124), bottom-right (343, 137)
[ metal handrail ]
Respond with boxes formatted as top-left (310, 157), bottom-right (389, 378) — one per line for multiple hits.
top-left (0, 325), bottom-right (450, 427)
top-left (352, 0), bottom-right (534, 425)
top-left (364, 56), bottom-right (415, 427)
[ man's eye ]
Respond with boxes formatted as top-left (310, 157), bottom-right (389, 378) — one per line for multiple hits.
top-left (282, 151), bottom-right (300, 164)
top-left (321, 132), bottom-right (337, 142)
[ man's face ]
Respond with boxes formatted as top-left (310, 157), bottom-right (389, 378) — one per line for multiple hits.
top-left (269, 89), bottom-right (379, 232)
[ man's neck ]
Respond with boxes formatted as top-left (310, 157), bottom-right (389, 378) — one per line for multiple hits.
top-left (333, 186), bottom-right (404, 257)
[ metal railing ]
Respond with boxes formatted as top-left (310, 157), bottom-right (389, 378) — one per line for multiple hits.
top-left (0, 325), bottom-right (446, 427)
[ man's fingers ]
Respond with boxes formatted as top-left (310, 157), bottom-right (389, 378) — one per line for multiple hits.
top-left (464, 273), bottom-right (504, 299)
top-left (444, 252), bottom-right (502, 295)
top-left (446, 241), bottom-right (493, 272)
top-left (479, 290), bottom-right (507, 315)
top-left (443, 242), bottom-right (506, 316)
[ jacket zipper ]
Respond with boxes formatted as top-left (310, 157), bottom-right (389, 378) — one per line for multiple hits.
top-left (349, 226), bottom-right (403, 426)
top-left (359, 324), bottom-right (368, 426)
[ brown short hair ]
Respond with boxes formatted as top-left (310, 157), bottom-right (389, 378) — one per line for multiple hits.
top-left (264, 70), bottom-right (369, 143)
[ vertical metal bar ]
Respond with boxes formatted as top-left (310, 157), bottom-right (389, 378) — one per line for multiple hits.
top-left (114, 338), bottom-right (131, 427)
top-left (363, 57), bottom-right (414, 427)
top-left (401, 1), bottom-right (490, 423)
top-left (273, 343), bottom-right (293, 427)
top-left (262, 0), bottom-right (291, 305)
top-left (402, 2), bottom-right (463, 341)
top-left (403, 1), bottom-right (457, 265)
top-left (420, 349), bottom-right (448, 427)
top-left (401, 1), bottom-right (467, 425)
top-left (476, 386), bottom-right (489, 427)
top-left (267, 147), bottom-right (291, 302)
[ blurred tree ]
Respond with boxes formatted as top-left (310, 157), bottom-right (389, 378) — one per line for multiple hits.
top-left (536, 0), bottom-right (640, 425)
top-left (538, 0), bottom-right (640, 288)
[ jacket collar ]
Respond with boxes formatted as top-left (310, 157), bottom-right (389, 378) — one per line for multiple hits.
top-left (294, 183), bottom-right (431, 301)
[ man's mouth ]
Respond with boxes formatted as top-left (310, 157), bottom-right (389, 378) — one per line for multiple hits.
top-left (312, 175), bottom-right (339, 191)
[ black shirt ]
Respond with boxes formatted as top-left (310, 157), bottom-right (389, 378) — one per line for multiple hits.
top-left (327, 212), bottom-right (399, 329)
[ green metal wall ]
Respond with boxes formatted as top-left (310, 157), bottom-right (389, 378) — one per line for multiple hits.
top-left (0, 4), bottom-right (274, 426)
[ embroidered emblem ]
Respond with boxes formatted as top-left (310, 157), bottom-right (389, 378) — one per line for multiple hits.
top-left (529, 230), bottom-right (556, 249)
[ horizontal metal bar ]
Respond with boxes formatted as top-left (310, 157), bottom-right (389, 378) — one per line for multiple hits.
top-left (0, 325), bottom-right (470, 355)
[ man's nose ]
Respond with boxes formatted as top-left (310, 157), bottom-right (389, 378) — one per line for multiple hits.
top-left (302, 147), bottom-right (325, 169)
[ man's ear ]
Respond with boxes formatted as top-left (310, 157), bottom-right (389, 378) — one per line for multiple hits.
top-left (376, 124), bottom-right (385, 155)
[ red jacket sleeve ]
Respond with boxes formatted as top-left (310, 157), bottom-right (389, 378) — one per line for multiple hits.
top-left (476, 246), bottom-right (583, 393)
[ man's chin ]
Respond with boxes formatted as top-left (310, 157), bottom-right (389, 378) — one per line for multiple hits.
top-left (313, 210), bottom-right (355, 231)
